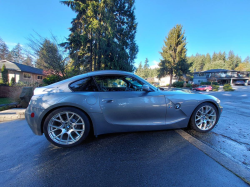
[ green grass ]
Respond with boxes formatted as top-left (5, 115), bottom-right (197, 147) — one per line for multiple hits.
top-left (0, 98), bottom-right (14, 105)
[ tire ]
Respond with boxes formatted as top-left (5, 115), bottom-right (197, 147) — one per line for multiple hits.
top-left (190, 102), bottom-right (218, 133)
top-left (43, 107), bottom-right (91, 148)
top-left (206, 89), bottom-right (209, 92)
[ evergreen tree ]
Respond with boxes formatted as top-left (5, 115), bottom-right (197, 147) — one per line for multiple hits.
top-left (212, 52), bottom-right (218, 62)
top-left (135, 61), bottom-right (144, 78)
top-left (243, 56), bottom-right (250, 63)
top-left (11, 43), bottom-right (24, 63)
top-left (143, 58), bottom-right (150, 78)
top-left (35, 39), bottom-right (67, 77)
top-left (0, 38), bottom-right (10, 60)
top-left (158, 24), bottom-right (187, 86)
top-left (234, 55), bottom-right (242, 69)
top-left (203, 53), bottom-right (211, 70)
top-left (226, 50), bottom-right (235, 70)
top-left (1, 64), bottom-right (8, 84)
top-left (61, 0), bottom-right (138, 72)
top-left (23, 55), bottom-right (33, 66)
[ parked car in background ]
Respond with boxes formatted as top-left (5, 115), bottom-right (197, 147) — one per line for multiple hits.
top-left (192, 85), bottom-right (213, 92)
top-left (234, 80), bottom-right (245, 86)
top-left (25, 70), bottom-right (222, 147)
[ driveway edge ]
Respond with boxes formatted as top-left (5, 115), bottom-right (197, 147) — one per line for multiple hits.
top-left (175, 129), bottom-right (250, 185)
top-left (0, 109), bottom-right (26, 122)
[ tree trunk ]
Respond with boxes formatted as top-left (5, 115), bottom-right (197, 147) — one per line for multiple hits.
top-left (90, 30), bottom-right (93, 72)
top-left (169, 71), bottom-right (173, 87)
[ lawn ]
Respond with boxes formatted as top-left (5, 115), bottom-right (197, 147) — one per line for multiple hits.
top-left (0, 98), bottom-right (14, 105)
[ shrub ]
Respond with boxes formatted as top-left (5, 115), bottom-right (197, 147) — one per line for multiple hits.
top-left (200, 81), bottom-right (219, 85)
top-left (10, 77), bottom-right (15, 86)
top-left (8, 86), bottom-right (24, 103)
top-left (223, 84), bottom-right (234, 91)
top-left (172, 81), bottom-right (184, 88)
top-left (43, 75), bottom-right (62, 85)
top-left (186, 83), bottom-right (192, 89)
top-left (192, 84), bottom-right (199, 88)
top-left (212, 85), bottom-right (219, 91)
top-left (1, 64), bottom-right (8, 84)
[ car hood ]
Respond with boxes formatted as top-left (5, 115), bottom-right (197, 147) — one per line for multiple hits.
top-left (159, 89), bottom-right (220, 103)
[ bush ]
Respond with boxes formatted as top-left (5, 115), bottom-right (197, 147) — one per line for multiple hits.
top-left (192, 84), bottom-right (199, 88)
top-left (200, 82), bottom-right (219, 85)
top-left (8, 86), bottom-right (24, 103)
top-left (10, 77), bottom-right (15, 86)
top-left (172, 81), bottom-right (184, 88)
top-left (1, 64), bottom-right (8, 84)
top-left (223, 84), bottom-right (234, 91)
top-left (186, 83), bottom-right (192, 89)
top-left (43, 75), bottom-right (62, 85)
top-left (212, 85), bottom-right (219, 91)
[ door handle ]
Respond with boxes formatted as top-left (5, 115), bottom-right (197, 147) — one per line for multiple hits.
top-left (102, 99), bottom-right (114, 103)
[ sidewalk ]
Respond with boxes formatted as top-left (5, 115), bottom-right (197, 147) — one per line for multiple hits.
top-left (0, 108), bottom-right (26, 122)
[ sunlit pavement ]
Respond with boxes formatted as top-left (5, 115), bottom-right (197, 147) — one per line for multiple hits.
top-left (0, 120), bottom-right (248, 186)
top-left (187, 85), bottom-right (250, 170)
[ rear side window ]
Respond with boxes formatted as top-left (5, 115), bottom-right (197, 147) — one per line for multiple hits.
top-left (69, 77), bottom-right (98, 92)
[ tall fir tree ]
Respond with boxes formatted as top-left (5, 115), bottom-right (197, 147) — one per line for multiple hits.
top-left (243, 56), bottom-right (250, 63)
top-left (0, 38), bottom-right (10, 60)
top-left (23, 55), bottom-right (33, 66)
top-left (61, 0), bottom-right (138, 72)
top-left (11, 43), bottom-right (24, 64)
top-left (203, 53), bottom-right (211, 70)
top-left (135, 61), bottom-right (144, 78)
top-left (158, 24), bottom-right (187, 86)
top-left (212, 52), bottom-right (218, 62)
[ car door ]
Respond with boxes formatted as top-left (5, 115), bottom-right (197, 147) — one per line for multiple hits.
top-left (94, 75), bottom-right (167, 126)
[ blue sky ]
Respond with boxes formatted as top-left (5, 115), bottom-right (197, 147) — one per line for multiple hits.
top-left (1, 0), bottom-right (250, 68)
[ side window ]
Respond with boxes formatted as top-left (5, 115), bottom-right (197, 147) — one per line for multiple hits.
top-left (69, 77), bottom-right (98, 92)
top-left (94, 75), bottom-right (144, 92)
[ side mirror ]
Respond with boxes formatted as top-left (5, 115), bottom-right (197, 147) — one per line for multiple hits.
top-left (142, 84), bottom-right (150, 92)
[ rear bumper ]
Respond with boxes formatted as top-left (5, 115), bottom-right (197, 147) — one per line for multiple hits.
top-left (25, 106), bottom-right (44, 135)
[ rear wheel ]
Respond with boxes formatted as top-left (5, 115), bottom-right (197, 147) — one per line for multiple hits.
top-left (190, 102), bottom-right (218, 133)
top-left (43, 107), bottom-right (90, 147)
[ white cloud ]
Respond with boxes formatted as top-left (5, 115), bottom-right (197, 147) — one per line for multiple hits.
top-left (6, 42), bottom-right (18, 47)
top-left (150, 60), bottom-right (159, 69)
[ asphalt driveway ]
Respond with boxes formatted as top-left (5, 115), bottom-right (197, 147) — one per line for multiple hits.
top-left (187, 85), bottom-right (250, 170)
top-left (0, 119), bottom-right (248, 187)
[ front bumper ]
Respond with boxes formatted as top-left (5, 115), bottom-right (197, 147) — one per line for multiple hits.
top-left (25, 106), bottom-right (45, 135)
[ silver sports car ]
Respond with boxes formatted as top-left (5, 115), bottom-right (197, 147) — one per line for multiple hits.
top-left (25, 70), bottom-right (223, 147)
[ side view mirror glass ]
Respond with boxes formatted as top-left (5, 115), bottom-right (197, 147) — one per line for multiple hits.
top-left (142, 84), bottom-right (150, 92)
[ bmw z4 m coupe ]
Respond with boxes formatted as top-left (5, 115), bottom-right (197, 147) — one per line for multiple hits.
top-left (25, 70), bottom-right (223, 147)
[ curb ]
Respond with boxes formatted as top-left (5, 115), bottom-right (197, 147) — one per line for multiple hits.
top-left (175, 129), bottom-right (250, 185)
top-left (0, 109), bottom-right (26, 122)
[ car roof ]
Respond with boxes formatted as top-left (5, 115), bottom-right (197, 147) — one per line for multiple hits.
top-left (87, 70), bottom-right (134, 76)
top-left (43, 70), bottom-right (140, 90)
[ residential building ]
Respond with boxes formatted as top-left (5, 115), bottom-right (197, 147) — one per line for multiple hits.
top-left (0, 60), bottom-right (44, 84)
top-left (193, 69), bottom-right (249, 85)
top-left (147, 76), bottom-right (178, 86)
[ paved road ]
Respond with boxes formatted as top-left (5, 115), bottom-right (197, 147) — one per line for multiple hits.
top-left (0, 120), bottom-right (248, 187)
top-left (187, 86), bottom-right (250, 170)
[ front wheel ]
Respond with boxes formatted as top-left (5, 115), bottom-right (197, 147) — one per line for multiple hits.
top-left (190, 102), bottom-right (218, 133)
top-left (43, 107), bottom-right (90, 147)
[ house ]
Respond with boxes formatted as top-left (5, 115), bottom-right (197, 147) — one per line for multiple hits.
top-left (146, 76), bottom-right (178, 86)
top-left (193, 69), bottom-right (250, 85)
top-left (0, 60), bottom-right (44, 84)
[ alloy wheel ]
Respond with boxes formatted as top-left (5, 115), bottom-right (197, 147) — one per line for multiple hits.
top-left (195, 105), bottom-right (216, 131)
top-left (48, 112), bottom-right (85, 145)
